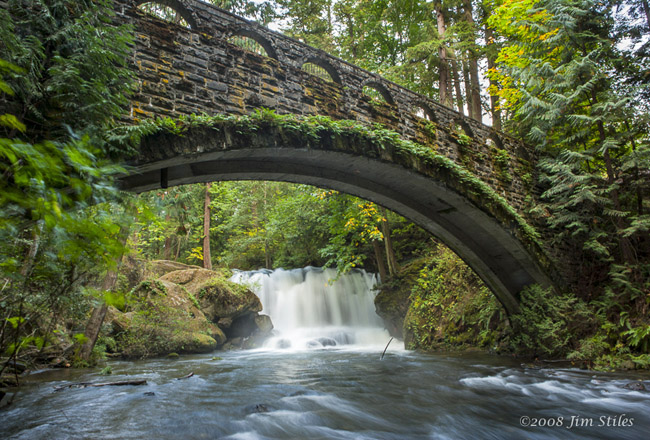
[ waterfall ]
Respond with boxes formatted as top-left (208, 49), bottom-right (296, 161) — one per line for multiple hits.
top-left (230, 267), bottom-right (389, 349)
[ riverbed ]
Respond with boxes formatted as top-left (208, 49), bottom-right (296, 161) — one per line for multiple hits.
top-left (2, 347), bottom-right (649, 439)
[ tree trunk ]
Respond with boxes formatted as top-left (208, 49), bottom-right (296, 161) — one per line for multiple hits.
top-left (436, 3), bottom-right (452, 108)
top-left (462, 57), bottom-right (473, 118)
top-left (643, 0), bottom-right (650, 30)
top-left (484, 22), bottom-right (502, 130)
top-left (597, 119), bottom-right (635, 266)
top-left (163, 213), bottom-right (172, 260)
top-left (19, 222), bottom-right (43, 278)
top-left (463, 0), bottom-right (482, 122)
top-left (450, 56), bottom-right (464, 113)
top-left (78, 247), bottom-right (126, 361)
top-left (203, 183), bottom-right (212, 270)
top-left (372, 240), bottom-right (388, 282)
top-left (380, 207), bottom-right (400, 277)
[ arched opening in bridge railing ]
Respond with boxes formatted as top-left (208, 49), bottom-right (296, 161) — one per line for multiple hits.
top-left (453, 120), bottom-right (474, 138)
top-left (362, 82), bottom-right (394, 105)
top-left (301, 58), bottom-right (341, 84)
top-left (227, 29), bottom-right (278, 60)
top-left (486, 133), bottom-right (504, 149)
top-left (413, 104), bottom-right (436, 122)
top-left (136, 1), bottom-right (194, 28)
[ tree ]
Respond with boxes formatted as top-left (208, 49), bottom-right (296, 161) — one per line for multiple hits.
top-left (0, 0), bottom-right (135, 367)
top-left (489, 0), bottom-right (650, 354)
top-left (203, 183), bottom-right (213, 269)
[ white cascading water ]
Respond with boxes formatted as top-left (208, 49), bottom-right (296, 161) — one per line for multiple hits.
top-left (230, 267), bottom-right (390, 350)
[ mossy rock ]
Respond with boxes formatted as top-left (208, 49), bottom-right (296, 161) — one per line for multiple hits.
top-left (159, 269), bottom-right (262, 322)
top-left (374, 258), bottom-right (427, 338)
top-left (117, 258), bottom-right (202, 292)
top-left (108, 277), bottom-right (226, 358)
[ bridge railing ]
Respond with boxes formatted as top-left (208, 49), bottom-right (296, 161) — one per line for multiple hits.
top-left (116, 0), bottom-right (537, 214)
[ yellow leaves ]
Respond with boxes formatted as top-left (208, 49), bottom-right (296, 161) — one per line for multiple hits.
top-left (539, 28), bottom-right (559, 42)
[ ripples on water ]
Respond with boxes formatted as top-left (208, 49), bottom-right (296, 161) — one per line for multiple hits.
top-left (2, 348), bottom-right (650, 439)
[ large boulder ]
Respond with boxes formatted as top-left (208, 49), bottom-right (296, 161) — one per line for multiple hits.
top-left (106, 266), bottom-right (271, 357)
top-left (108, 278), bottom-right (226, 358)
top-left (159, 269), bottom-right (262, 322)
top-left (117, 258), bottom-right (203, 292)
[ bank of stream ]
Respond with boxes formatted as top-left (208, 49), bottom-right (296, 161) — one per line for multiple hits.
top-left (2, 266), bottom-right (650, 439)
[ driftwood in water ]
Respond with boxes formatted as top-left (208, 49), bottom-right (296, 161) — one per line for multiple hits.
top-left (54, 379), bottom-right (147, 391)
top-left (380, 337), bottom-right (394, 360)
top-left (177, 372), bottom-right (194, 380)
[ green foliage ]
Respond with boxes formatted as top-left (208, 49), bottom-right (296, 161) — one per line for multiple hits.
top-left (403, 245), bottom-right (507, 351)
top-left (490, 0), bottom-right (650, 354)
top-left (0, 0), bottom-right (135, 372)
top-left (508, 285), bottom-right (594, 358)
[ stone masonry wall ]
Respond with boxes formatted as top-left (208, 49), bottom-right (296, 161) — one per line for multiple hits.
top-left (113, 0), bottom-right (538, 214)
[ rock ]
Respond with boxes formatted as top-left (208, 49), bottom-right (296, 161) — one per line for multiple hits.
top-left (621, 360), bottom-right (636, 371)
top-left (144, 391), bottom-right (156, 396)
top-left (245, 403), bottom-right (269, 414)
top-left (117, 258), bottom-right (203, 293)
top-left (0, 374), bottom-right (19, 387)
top-left (149, 260), bottom-right (202, 278)
top-left (218, 317), bottom-right (233, 329)
top-left (159, 269), bottom-right (262, 322)
top-left (374, 278), bottom-right (413, 339)
top-left (317, 337), bottom-right (337, 347)
top-left (227, 314), bottom-right (257, 339)
top-left (254, 315), bottom-right (274, 334)
top-left (108, 277), bottom-right (224, 358)
top-left (4, 361), bottom-right (27, 374)
top-left (276, 339), bottom-right (291, 349)
top-left (622, 381), bottom-right (646, 391)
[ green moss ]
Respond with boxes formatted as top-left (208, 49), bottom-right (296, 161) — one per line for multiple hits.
top-left (402, 246), bottom-right (509, 352)
top-left (124, 112), bottom-right (549, 270)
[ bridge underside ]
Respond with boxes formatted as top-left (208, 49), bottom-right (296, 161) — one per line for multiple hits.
top-left (122, 129), bottom-right (552, 315)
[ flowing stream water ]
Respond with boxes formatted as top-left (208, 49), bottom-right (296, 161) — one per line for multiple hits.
top-left (2, 267), bottom-right (650, 439)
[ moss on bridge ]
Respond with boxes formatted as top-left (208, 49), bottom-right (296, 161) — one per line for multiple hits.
top-left (118, 110), bottom-right (552, 280)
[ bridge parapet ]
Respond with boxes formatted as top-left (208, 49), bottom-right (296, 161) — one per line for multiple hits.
top-left (114, 0), bottom-right (537, 214)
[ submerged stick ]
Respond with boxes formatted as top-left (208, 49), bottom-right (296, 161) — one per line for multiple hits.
top-left (177, 372), bottom-right (194, 380)
top-left (380, 337), bottom-right (394, 360)
top-left (54, 379), bottom-right (147, 391)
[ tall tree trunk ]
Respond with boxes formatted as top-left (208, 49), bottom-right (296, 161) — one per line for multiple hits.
top-left (596, 115), bottom-right (635, 266)
top-left (462, 57), bottom-right (473, 118)
top-left (463, 0), bottom-right (482, 122)
top-left (372, 240), bottom-right (388, 282)
top-left (163, 213), bottom-right (172, 260)
top-left (450, 56), bottom-right (464, 113)
top-left (436, 3), bottom-right (452, 108)
top-left (78, 228), bottom-right (129, 361)
top-left (19, 222), bottom-right (43, 278)
top-left (484, 22), bottom-right (502, 130)
top-left (203, 183), bottom-right (212, 270)
top-left (379, 207), bottom-right (400, 277)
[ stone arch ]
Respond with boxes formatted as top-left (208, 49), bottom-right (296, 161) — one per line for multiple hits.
top-left (120, 125), bottom-right (554, 315)
top-left (227, 27), bottom-right (278, 60)
top-left (361, 80), bottom-right (395, 105)
top-left (300, 56), bottom-right (341, 84)
top-left (413, 103), bottom-right (437, 122)
top-left (487, 132), bottom-right (504, 149)
top-left (134, 0), bottom-right (198, 29)
top-left (454, 119), bottom-right (474, 137)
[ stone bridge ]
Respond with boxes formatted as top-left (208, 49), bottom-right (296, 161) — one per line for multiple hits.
top-left (113, 0), bottom-right (555, 314)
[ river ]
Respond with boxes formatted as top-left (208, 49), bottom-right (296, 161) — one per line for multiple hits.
top-left (2, 268), bottom-right (649, 439)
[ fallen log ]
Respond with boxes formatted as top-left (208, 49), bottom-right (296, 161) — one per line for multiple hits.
top-left (54, 379), bottom-right (147, 391)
